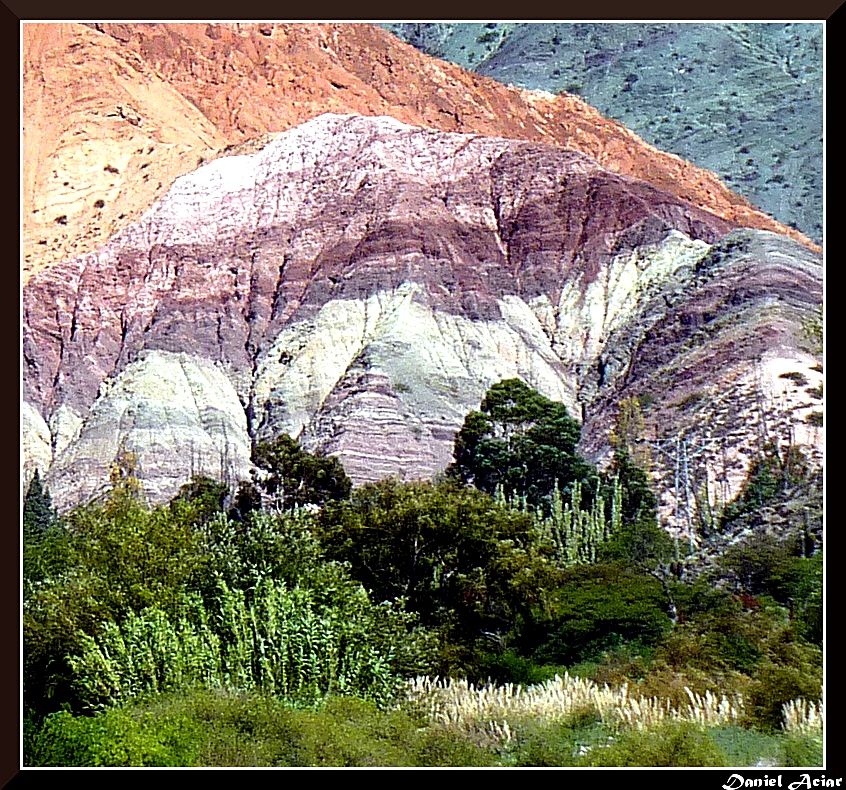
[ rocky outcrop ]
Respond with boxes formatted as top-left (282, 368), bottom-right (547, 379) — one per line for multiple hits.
top-left (579, 230), bottom-right (823, 538)
top-left (22, 115), bottom-right (822, 515)
top-left (23, 22), bottom-right (814, 281)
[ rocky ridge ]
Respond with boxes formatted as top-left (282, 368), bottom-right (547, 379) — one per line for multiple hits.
top-left (385, 22), bottom-right (823, 243)
top-left (23, 22), bottom-right (815, 281)
top-left (23, 116), bottom-right (822, 521)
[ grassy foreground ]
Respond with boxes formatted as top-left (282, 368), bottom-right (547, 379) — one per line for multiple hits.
top-left (26, 682), bottom-right (822, 768)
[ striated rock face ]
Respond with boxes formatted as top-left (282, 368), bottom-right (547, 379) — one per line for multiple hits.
top-left (22, 115), bottom-right (822, 517)
top-left (23, 22), bottom-right (814, 280)
top-left (577, 229), bottom-right (822, 535)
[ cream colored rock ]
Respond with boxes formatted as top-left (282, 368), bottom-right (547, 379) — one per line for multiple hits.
top-left (43, 351), bottom-right (252, 509)
top-left (22, 402), bottom-right (52, 492)
top-left (550, 231), bottom-right (710, 391)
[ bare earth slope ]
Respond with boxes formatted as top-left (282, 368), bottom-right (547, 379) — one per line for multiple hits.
top-left (23, 24), bottom-right (229, 277)
top-left (23, 116), bottom-right (822, 525)
top-left (23, 22), bottom-right (814, 280)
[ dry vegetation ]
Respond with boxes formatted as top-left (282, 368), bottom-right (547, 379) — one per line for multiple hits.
top-left (405, 675), bottom-right (821, 746)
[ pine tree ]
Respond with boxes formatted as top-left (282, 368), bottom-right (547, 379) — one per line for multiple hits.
top-left (23, 470), bottom-right (56, 541)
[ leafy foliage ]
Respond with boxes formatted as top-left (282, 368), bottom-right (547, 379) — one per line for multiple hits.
top-left (23, 471), bottom-right (67, 591)
top-left (447, 378), bottom-right (595, 508)
top-left (319, 478), bottom-right (554, 669)
top-left (68, 577), bottom-right (421, 711)
top-left (22, 377), bottom-right (824, 766)
top-left (26, 691), bottom-right (495, 767)
top-left (169, 475), bottom-right (229, 527)
top-left (23, 470), bottom-right (57, 540)
top-left (24, 486), bottom-right (203, 717)
top-left (251, 434), bottom-right (351, 511)
top-left (717, 532), bottom-right (808, 604)
top-left (191, 509), bottom-right (329, 602)
top-left (521, 563), bottom-right (674, 666)
top-left (745, 663), bottom-right (823, 732)
top-left (578, 721), bottom-right (727, 767)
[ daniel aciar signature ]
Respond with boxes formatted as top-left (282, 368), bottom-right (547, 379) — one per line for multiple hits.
top-left (724, 775), bottom-right (841, 789)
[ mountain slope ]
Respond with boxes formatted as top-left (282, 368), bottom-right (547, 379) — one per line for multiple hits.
top-left (23, 24), bottom-right (229, 278)
top-left (23, 22), bottom-right (815, 281)
top-left (385, 22), bottom-right (823, 243)
top-left (23, 115), bottom-right (822, 520)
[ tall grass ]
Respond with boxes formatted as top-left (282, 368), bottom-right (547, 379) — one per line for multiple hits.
top-left (782, 698), bottom-right (823, 735)
top-left (406, 674), bottom-right (748, 745)
top-left (69, 578), bottom-right (407, 711)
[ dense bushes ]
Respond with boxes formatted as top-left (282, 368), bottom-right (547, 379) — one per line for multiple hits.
top-left (68, 577), bottom-right (425, 711)
top-left (318, 478), bottom-right (554, 671)
top-left (521, 563), bottom-right (674, 666)
top-left (578, 721), bottom-right (728, 767)
top-left (27, 691), bottom-right (496, 767)
top-left (24, 488), bottom-right (432, 718)
top-left (22, 380), bottom-right (824, 766)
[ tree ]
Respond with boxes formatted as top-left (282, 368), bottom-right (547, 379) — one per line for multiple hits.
top-left (169, 475), bottom-right (229, 527)
top-left (318, 479), bottom-right (555, 667)
top-left (608, 396), bottom-right (651, 470)
top-left (23, 471), bottom-right (61, 590)
top-left (521, 562), bottom-right (674, 666)
top-left (447, 379), bottom-right (595, 509)
top-left (23, 471), bottom-right (56, 541)
top-left (598, 401), bottom-right (676, 620)
top-left (252, 435), bottom-right (352, 511)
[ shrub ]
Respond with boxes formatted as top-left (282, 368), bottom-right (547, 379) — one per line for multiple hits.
top-left (251, 434), bottom-right (351, 511)
top-left (68, 577), bottom-right (426, 711)
top-left (25, 707), bottom-right (203, 767)
top-left (781, 734), bottom-right (823, 767)
top-left (319, 478), bottom-right (551, 667)
top-left (506, 714), bottom-right (606, 766)
top-left (578, 721), bottom-right (727, 766)
top-left (707, 725), bottom-right (785, 767)
top-left (192, 509), bottom-right (329, 601)
top-left (522, 563), bottom-right (673, 666)
top-left (717, 533), bottom-right (805, 603)
top-left (26, 690), bottom-right (494, 767)
top-left (744, 665), bottom-right (822, 732)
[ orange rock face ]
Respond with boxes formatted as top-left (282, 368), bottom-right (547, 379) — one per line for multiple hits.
top-left (23, 22), bottom-right (815, 281)
top-left (22, 24), bottom-right (229, 278)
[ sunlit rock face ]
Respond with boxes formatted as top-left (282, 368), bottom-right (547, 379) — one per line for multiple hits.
top-left (24, 22), bottom-right (814, 282)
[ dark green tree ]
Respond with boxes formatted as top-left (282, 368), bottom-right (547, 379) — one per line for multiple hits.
top-left (23, 471), bottom-right (62, 590)
top-left (169, 475), bottom-right (229, 527)
top-left (447, 379), bottom-right (595, 509)
top-left (252, 435), bottom-right (352, 511)
top-left (606, 448), bottom-right (657, 526)
top-left (716, 531), bottom-right (814, 604)
top-left (598, 451), bottom-right (672, 570)
top-left (793, 551), bottom-right (822, 645)
top-left (23, 471), bottom-right (56, 541)
top-left (318, 478), bottom-right (555, 669)
top-left (229, 479), bottom-right (263, 522)
top-left (521, 562), bottom-right (674, 666)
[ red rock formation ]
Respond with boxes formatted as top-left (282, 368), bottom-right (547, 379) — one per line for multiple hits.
top-left (23, 22), bottom-right (815, 280)
top-left (94, 22), bottom-right (814, 247)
